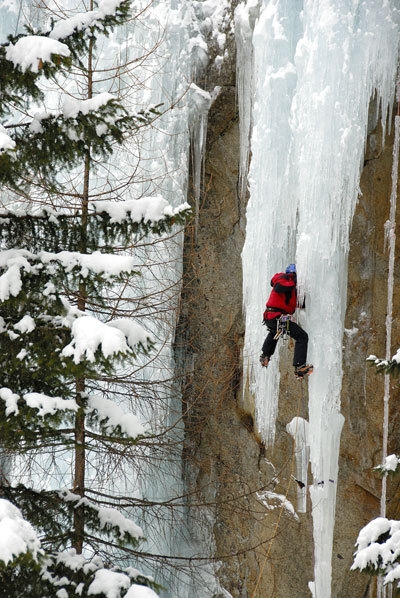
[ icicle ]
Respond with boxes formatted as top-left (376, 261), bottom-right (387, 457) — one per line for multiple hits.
top-left (286, 416), bottom-right (309, 513)
top-left (191, 112), bottom-right (207, 235)
top-left (234, 0), bottom-right (260, 198)
top-left (189, 84), bottom-right (217, 239)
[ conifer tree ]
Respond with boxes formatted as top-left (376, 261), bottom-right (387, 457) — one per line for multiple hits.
top-left (0, 1), bottom-right (190, 595)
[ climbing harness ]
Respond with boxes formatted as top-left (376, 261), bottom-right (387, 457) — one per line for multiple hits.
top-left (273, 314), bottom-right (292, 341)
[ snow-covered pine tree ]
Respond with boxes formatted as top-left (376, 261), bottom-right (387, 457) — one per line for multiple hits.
top-left (367, 352), bottom-right (400, 377)
top-left (0, 2), bottom-right (190, 596)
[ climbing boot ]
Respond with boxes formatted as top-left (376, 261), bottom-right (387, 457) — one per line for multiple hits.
top-left (294, 364), bottom-right (313, 379)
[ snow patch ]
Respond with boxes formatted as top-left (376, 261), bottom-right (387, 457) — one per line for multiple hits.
top-left (5, 35), bottom-right (70, 72)
top-left (0, 499), bottom-right (40, 564)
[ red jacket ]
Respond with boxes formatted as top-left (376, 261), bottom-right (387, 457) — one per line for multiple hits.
top-left (264, 272), bottom-right (297, 320)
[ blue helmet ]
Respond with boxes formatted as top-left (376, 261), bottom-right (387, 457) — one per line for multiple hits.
top-left (285, 263), bottom-right (296, 274)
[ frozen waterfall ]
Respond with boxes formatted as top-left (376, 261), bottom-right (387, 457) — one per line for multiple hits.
top-left (237, 1), bottom-right (400, 596)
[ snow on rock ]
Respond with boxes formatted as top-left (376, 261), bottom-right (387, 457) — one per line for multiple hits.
top-left (87, 394), bottom-right (145, 438)
top-left (257, 490), bottom-right (299, 521)
top-left (0, 498), bottom-right (41, 564)
top-left (5, 35), bottom-right (70, 72)
top-left (93, 196), bottom-right (190, 224)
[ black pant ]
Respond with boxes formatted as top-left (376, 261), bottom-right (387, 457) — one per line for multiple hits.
top-left (262, 316), bottom-right (308, 366)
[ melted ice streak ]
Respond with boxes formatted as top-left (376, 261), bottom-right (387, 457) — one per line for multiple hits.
top-left (237, 1), bottom-right (400, 596)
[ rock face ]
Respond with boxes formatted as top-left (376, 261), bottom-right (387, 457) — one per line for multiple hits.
top-left (176, 19), bottom-right (400, 598)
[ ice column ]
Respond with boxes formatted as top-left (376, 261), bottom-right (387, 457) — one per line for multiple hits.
top-left (286, 416), bottom-right (309, 513)
top-left (238, 1), bottom-right (400, 596)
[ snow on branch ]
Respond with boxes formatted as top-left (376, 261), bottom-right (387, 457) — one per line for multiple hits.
top-left (0, 387), bottom-right (78, 417)
top-left (0, 248), bottom-right (138, 301)
top-left (63, 92), bottom-right (115, 118)
top-left (374, 454), bottom-right (400, 475)
top-left (87, 394), bottom-right (145, 439)
top-left (49, 549), bottom-right (159, 597)
top-left (351, 517), bottom-right (400, 586)
top-left (367, 351), bottom-right (400, 376)
top-left (93, 196), bottom-right (191, 224)
top-left (88, 570), bottom-right (159, 598)
top-left (0, 249), bottom-right (38, 301)
top-left (0, 124), bottom-right (16, 153)
top-left (5, 36), bottom-right (70, 72)
top-left (49, 0), bottom-right (128, 40)
top-left (59, 489), bottom-right (143, 540)
top-left (0, 499), bottom-right (41, 564)
top-left (39, 250), bottom-right (137, 279)
top-left (61, 315), bottom-right (153, 364)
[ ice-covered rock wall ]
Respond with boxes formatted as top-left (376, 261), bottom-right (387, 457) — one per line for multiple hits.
top-left (237, 1), bottom-right (400, 595)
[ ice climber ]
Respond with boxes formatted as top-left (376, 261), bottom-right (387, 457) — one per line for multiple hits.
top-left (259, 264), bottom-right (313, 379)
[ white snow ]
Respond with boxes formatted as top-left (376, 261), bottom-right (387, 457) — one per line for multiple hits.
top-left (87, 394), bottom-right (145, 438)
top-left (49, 0), bottom-right (126, 40)
top-left (97, 506), bottom-right (143, 539)
top-left (0, 387), bottom-right (19, 416)
top-left (0, 124), bottom-right (16, 152)
top-left (379, 454), bottom-right (400, 473)
top-left (0, 249), bottom-right (37, 301)
top-left (59, 489), bottom-right (143, 540)
top-left (125, 585), bottom-right (159, 598)
top-left (88, 571), bottom-right (159, 598)
top-left (257, 489), bottom-right (299, 521)
top-left (5, 35), bottom-right (70, 72)
top-left (0, 499), bottom-right (41, 564)
top-left (61, 315), bottom-right (148, 364)
top-left (63, 93), bottom-right (115, 118)
top-left (13, 314), bottom-right (35, 334)
top-left (352, 517), bottom-right (400, 584)
top-left (88, 569), bottom-right (131, 597)
top-left (23, 392), bottom-right (79, 416)
top-left (39, 250), bottom-right (137, 279)
top-left (0, 386), bottom-right (79, 416)
top-left (93, 196), bottom-right (190, 224)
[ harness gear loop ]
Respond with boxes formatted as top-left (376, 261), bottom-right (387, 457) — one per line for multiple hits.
top-left (273, 314), bottom-right (292, 341)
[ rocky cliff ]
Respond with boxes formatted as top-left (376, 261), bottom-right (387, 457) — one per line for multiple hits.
top-left (175, 11), bottom-right (400, 597)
